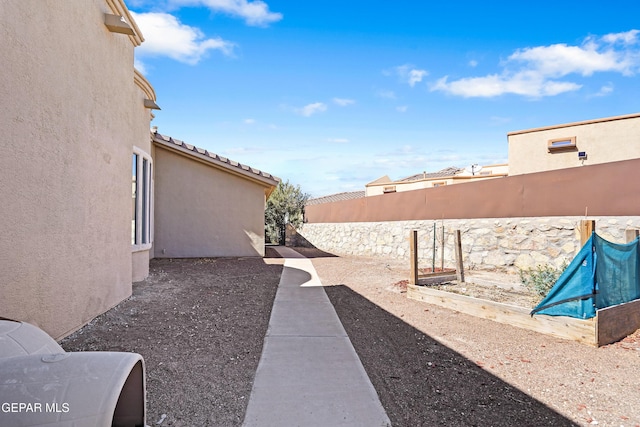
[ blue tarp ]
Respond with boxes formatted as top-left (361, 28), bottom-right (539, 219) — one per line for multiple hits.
top-left (531, 233), bottom-right (640, 319)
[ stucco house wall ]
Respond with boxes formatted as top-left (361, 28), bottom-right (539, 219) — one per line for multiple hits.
top-left (508, 113), bottom-right (640, 175)
top-left (152, 135), bottom-right (278, 258)
top-left (0, 0), bottom-right (154, 339)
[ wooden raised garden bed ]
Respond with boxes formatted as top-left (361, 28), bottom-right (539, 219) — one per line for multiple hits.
top-left (407, 284), bottom-right (640, 347)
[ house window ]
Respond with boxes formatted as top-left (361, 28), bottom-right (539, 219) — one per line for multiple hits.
top-left (548, 136), bottom-right (577, 152)
top-left (432, 181), bottom-right (447, 187)
top-left (383, 186), bottom-right (396, 193)
top-left (132, 148), bottom-right (152, 250)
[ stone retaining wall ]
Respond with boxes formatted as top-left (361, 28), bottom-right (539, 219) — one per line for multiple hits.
top-left (289, 217), bottom-right (640, 274)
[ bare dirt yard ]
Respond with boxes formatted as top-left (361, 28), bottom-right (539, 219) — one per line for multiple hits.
top-left (61, 247), bottom-right (640, 426)
top-left (295, 248), bottom-right (640, 427)
top-left (62, 250), bottom-right (285, 426)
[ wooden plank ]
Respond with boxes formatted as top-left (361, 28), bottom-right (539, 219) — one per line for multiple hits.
top-left (418, 269), bottom-right (456, 278)
top-left (580, 220), bottom-right (596, 246)
top-left (417, 274), bottom-right (458, 285)
top-left (409, 230), bottom-right (418, 286)
top-left (596, 299), bottom-right (640, 346)
top-left (454, 230), bottom-right (465, 283)
top-left (407, 284), bottom-right (597, 346)
top-left (625, 228), bottom-right (639, 243)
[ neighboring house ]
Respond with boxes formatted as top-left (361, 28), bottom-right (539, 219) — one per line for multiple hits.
top-left (0, 1), bottom-right (278, 340)
top-left (508, 113), bottom-right (640, 175)
top-left (365, 164), bottom-right (508, 197)
top-left (307, 191), bottom-right (366, 205)
top-left (152, 133), bottom-right (279, 258)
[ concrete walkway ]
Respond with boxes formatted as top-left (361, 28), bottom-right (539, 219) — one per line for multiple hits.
top-left (243, 246), bottom-right (391, 427)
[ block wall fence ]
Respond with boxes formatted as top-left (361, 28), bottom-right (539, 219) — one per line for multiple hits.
top-left (288, 217), bottom-right (640, 275)
top-left (293, 159), bottom-right (640, 275)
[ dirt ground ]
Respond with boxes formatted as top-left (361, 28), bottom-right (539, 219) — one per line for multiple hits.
top-left (295, 248), bottom-right (640, 427)
top-left (62, 251), bottom-right (284, 426)
top-left (61, 247), bottom-right (640, 426)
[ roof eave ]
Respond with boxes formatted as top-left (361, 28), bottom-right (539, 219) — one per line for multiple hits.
top-left (152, 133), bottom-right (280, 190)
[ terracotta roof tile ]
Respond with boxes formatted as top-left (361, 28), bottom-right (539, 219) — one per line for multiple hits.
top-left (399, 166), bottom-right (463, 182)
top-left (306, 190), bottom-right (366, 205)
top-left (152, 132), bottom-right (280, 184)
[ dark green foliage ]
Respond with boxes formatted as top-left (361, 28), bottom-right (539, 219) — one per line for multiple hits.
top-left (265, 180), bottom-right (309, 244)
top-left (519, 261), bottom-right (569, 299)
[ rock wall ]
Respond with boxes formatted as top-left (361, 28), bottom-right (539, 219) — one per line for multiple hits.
top-left (290, 217), bottom-right (640, 274)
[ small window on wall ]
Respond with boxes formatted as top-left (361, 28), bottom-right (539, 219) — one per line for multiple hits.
top-left (548, 136), bottom-right (577, 152)
top-left (432, 181), bottom-right (447, 187)
top-left (132, 149), bottom-right (152, 250)
top-left (383, 186), bottom-right (396, 193)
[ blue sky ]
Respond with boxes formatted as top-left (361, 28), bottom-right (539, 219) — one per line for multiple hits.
top-left (127, 0), bottom-right (640, 197)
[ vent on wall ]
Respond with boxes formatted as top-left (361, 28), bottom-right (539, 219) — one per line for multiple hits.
top-left (548, 136), bottom-right (577, 152)
top-left (383, 186), bottom-right (396, 193)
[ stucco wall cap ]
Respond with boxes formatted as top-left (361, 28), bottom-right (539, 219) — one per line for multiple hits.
top-left (507, 112), bottom-right (640, 137)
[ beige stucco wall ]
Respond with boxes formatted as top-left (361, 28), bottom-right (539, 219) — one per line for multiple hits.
top-left (0, 0), bottom-right (153, 339)
top-left (153, 146), bottom-right (267, 258)
top-left (508, 114), bottom-right (640, 175)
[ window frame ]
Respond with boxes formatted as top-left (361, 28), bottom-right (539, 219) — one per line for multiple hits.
top-left (132, 147), bottom-right (153, 252)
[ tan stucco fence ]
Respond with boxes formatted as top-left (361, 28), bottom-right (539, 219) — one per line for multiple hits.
top-left (305, 158), bottom-right (640, 223)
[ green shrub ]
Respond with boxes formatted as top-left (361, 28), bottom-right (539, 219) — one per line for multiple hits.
top-left (519, 261), bottom-right (568, 298)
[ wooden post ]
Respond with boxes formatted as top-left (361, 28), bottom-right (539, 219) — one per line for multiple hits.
top-left (454, 230), bottom-right (465, 283)
top-left (625, 228), bottom-right (640, 243)
top-left (410, 230), bottom-right (418, 285)
top-left (440, 225), bottom-right (445, 272)
top-left (580, 220), bottom-right (596, 246)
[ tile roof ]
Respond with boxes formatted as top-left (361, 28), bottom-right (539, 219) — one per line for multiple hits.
top-left (152, 132), bottom-right (280, 185)
top-left (306, 191), bottom-right (366, 205)
top-left (399, 166), bottom-right (463, 182)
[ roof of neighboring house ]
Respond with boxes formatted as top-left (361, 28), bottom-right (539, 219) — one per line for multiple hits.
top-left (152, 132), bottom-right (280, 190)
top-left (306, 191), bottom-right (366, 205)
top-left (398, 166), bottom-right (464, 182)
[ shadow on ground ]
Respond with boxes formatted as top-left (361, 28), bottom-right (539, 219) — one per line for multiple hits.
top-left (324, 284), bottom-right (577, 427)
top-left (287, 246), bottom-right (339, 259)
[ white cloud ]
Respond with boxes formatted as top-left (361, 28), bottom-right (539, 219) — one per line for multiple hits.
top-left (296, 102), bottom-right (327, 117)
top-left (376, 89), bottom-right (396, 99)
top-left (395, 64), bottom-right (428, 87)
top-left (601, 29), bottom-right (639, 45)
top-left (590, 82), bottom-right (615, 98)
top-left (508, 43), bottom-right (631, 77)
top-left (431, 73), bottom-right (582, 98)
top-left (431, 29), bottom-right (640, 98)
top-left (132, 12), bottom-right (234, 65)
top-left (327, 138), bottom-right (349, 143)
top-left (396, 105), bottom-right (408, 113)
top-left (166, 0), bottom-right (282, 26)
top-left (333, 98), bottom-right (355, 106)
top-left (134, 58), bottom-right (147, 74)
top-left (469, 60), bottom-right (478, 68)
top-left (244, 118), bottom-right (255, 124)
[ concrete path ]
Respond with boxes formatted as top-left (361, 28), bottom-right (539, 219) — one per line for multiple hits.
top-left (243, 246), bottom-right (391, 427)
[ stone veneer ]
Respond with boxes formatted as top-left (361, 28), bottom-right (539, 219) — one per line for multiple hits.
top-left (290, 217), bottom-right (640, 274)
